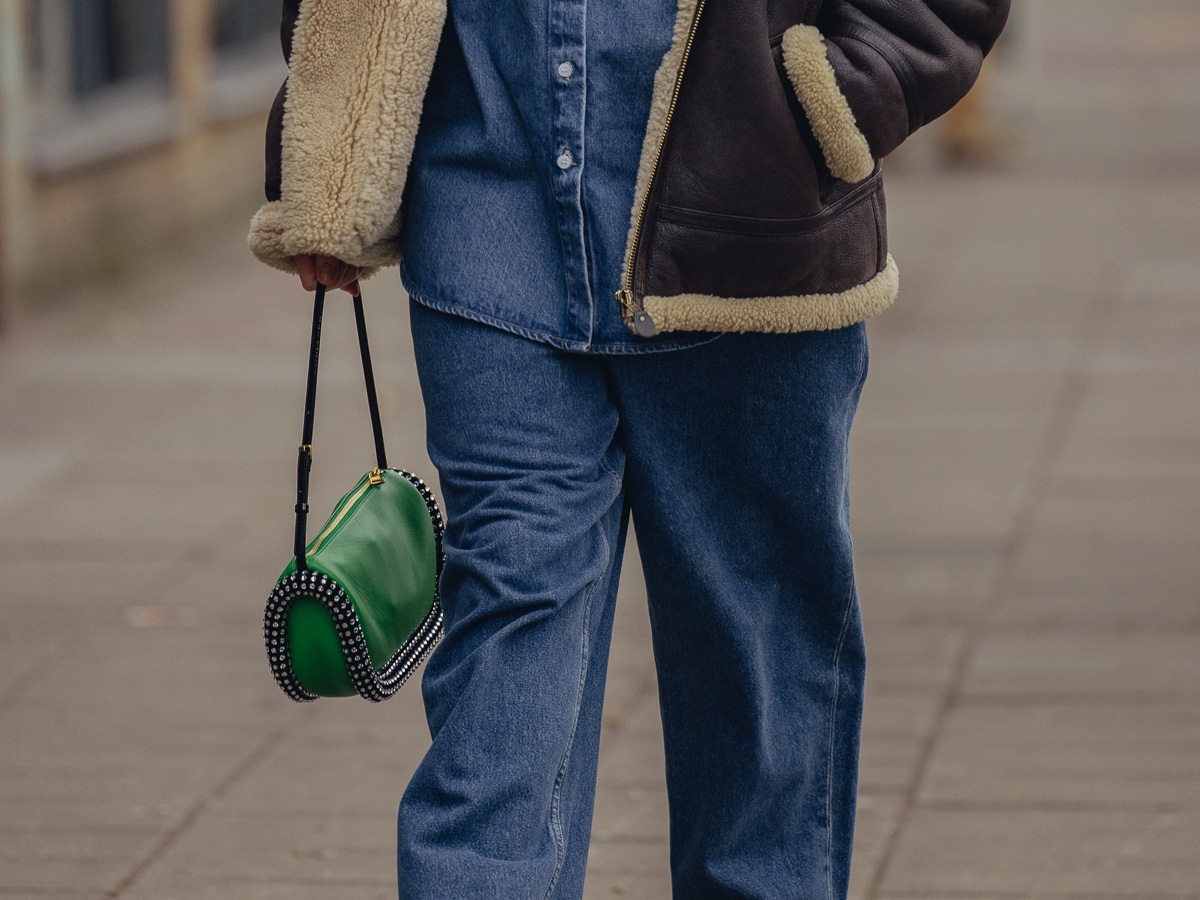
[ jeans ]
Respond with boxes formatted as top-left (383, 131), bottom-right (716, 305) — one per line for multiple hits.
top-left (398, 301), bottom-right (869, 899)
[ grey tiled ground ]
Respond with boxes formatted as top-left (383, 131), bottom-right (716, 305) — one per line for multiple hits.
top-left (2, 1), bottom-right (1199, 897)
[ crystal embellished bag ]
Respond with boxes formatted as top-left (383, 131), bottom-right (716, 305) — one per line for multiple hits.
top-left (264, 286), bottom-right (444, 702)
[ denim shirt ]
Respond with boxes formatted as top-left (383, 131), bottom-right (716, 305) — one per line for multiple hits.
top-left (398, 0), bottom-right (720, 354)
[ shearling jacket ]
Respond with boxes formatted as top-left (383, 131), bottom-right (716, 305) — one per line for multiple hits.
top-left (249, 0), bottom-right (1010, 336)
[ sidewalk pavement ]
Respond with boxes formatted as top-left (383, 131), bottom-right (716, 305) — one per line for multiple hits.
top-left (3, 1), bottom-right (1199, 897)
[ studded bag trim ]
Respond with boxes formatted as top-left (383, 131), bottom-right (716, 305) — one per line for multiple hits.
top-left (264, 466), bottom-right (445, 702)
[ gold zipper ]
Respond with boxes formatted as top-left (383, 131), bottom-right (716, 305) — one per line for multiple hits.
top-left (308, 469), bottom-right (384, 557)
top-left (617, 0), bottom-right (707, 338)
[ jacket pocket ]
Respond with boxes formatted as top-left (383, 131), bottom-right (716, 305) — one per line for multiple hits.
top-left (643, 173), bottom-right (884, 301)
top-left (778, 23), bottom-right (876, 184)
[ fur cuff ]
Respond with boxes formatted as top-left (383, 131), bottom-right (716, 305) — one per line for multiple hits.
top-left (248, 201), bottom-right (297, 274)
top-left (248, 201), bottom-right (382, 280)
top-left (252, 0), bottom-right (447, 273)
top-left (643, 255), bottom-right (898, 334)
top-left (781, 24), bottom-right (875, 183)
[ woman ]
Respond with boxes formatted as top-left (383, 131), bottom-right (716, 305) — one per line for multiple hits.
top-left (250, 0), bottom-right (1010, 896)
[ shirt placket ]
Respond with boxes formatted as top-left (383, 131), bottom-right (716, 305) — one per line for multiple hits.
top-left (548, 0), bottom-right (593, 343)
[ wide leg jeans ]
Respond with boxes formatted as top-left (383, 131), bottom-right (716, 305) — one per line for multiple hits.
top-left (398, 301), bottom-right (869, 900)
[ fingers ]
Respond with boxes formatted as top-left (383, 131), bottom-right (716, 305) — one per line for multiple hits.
top-left (294, 254), bottom-right (363, 295)
top-left (316, 255), bottom-right (342, 288)
top-left (295, 254), bottom-right (319, 292)
top-left (315, 255), bottom-right (363, 295)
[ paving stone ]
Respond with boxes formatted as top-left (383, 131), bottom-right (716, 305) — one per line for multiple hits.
top-left (995, 539), bottom-right (1200, 628)
top-left (881, 808), bottom-right (1200, 896)
top-left (853, 357), bottom-right (1060, 454)
top-left (0, 633), bottom-right (55, 702)
top-left (216, 724), bottom-right (427, 817)
top-left (0, 858), bottom-right (131, 896)
top-left (0, 826), bottom-right (160, 865)
top-left (1114, 255), bottom-right (1200, 334)
top-left (156, 567), bottom-right (284, 621)
top-left (963, 632), bottom-right (1200, 700)
top-left (0, 442), bottom-right (76, 511)
top-left (849, 469), bottom-right (1020, 550)
top-left (595, 727), bottom-right (667, 794)
top-left (1068, 370), bottom-right (1200, 452)
top-left (0, 480), bottom-right (257, 546)
top-left (847, 794), bottom-right (904, 900)
top-left (859, 692), bottom-right (941, 794)
top-left (584, 839), bottom-right (671, 900)
top-left (921, 703), bottom-right (1200, 807)
top-left (863, 625), bottom-right (965, 694)
top-left (121, 809), bottom-right (396, 887)
top-left (0, 558), bottom-right (180, 628)
top-left (591, 780), bottom-right (670, 845)
top-left (855, 544), bottom-right (1000, 626)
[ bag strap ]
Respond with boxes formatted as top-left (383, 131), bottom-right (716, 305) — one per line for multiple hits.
top-left (294, 285), bottom-right (388, 571)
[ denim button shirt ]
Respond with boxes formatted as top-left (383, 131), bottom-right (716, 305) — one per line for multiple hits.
top-left (399, 0), bottom-right (720, 354)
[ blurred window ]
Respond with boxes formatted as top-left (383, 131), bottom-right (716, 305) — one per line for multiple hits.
top-left (214, 0), bottom-right (279, 56)
top-left (209, 0), bottom-right (287, 121)
top-left (70, 0), bottom-right (171, 97)
top-left (22, 0), bottom-right (285, 172)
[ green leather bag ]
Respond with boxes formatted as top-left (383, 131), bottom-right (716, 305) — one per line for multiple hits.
top-left (264, 286), bottom-right (444, 702)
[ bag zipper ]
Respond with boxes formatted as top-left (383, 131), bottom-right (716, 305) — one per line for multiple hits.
top-left (616, 0), bottom-right (707, 338)
top-left (307, 469), bottom-right (385, 557)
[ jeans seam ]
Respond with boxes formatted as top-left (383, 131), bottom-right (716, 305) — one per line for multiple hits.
top-left (857, 327), bottom-right (869, 392)
top-left (541, 520), bottom-right (611, 899)
top-left (825, 583), bottom-right (856, 900)
top-left (598, 454), bottom-right (623, 485)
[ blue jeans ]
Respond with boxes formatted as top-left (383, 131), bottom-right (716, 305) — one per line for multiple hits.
top-left (398, 302), bottom-right (869, 899)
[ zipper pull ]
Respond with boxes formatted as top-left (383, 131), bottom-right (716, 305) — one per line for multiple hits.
top-left (616, 289), bottom-right (657, 338)
top-left (368, 469), bottom-right (385, 486)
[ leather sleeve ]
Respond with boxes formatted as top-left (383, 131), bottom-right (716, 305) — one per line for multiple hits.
top-left (817, 0), bottom-right (1011, 160)
top-left (781, 0), bottom-right (1008, 183)
top-left (264, 0), bottom-right (303, 202)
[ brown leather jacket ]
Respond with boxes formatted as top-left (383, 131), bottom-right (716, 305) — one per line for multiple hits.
top-left (249, 0), bottom-right (1010, 336)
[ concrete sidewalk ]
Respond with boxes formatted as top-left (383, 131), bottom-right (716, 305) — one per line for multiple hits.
top-left (2, 1), bottom-right (1199, 897)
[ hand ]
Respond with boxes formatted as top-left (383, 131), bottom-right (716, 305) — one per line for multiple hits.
top-left (295, 254), bottom-right (363, 297)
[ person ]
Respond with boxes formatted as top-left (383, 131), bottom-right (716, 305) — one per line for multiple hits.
top-left (250, 0), bottom-right (1010, 897)
top-left (939, 55), bottom-right (1014, 166)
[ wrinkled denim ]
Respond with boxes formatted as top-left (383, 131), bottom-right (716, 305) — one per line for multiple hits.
top-left (399, 0), bottom-right (718, 353)
top-left (397, 300), bottom-right (869, 899)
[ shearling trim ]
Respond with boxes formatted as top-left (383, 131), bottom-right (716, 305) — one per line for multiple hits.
top-left (643, 254), bottom-right (898, 334)
top-left (248, 201), bottom-right (297, 274)
top-left (256, 0), bottom-right (446, 272)
top-left (620, 0), bottom-right (701, 292)
top-left (249, 200), bottom-right (383, 280)
top-left (781, 24), bottom-right (875, 184)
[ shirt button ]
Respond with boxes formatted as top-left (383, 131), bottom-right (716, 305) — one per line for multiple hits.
top-left (556, 150), bottom-right (573, 170)
top-left (557, 60), bottom-right (574, 79)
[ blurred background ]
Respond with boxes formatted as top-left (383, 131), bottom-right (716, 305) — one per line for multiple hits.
top-left (0, 0), bottom-right (282, 317)
top-left (1, 1), bottom-right (1198, 898)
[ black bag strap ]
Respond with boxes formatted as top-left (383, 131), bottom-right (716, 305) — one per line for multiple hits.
top-left (294, 285), bottom-right (388, 570)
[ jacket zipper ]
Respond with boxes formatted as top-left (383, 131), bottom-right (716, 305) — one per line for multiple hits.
top-left (616, 0), bottom-right (707, 338)
top-left (307, 469), bottom-right (385, 557)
